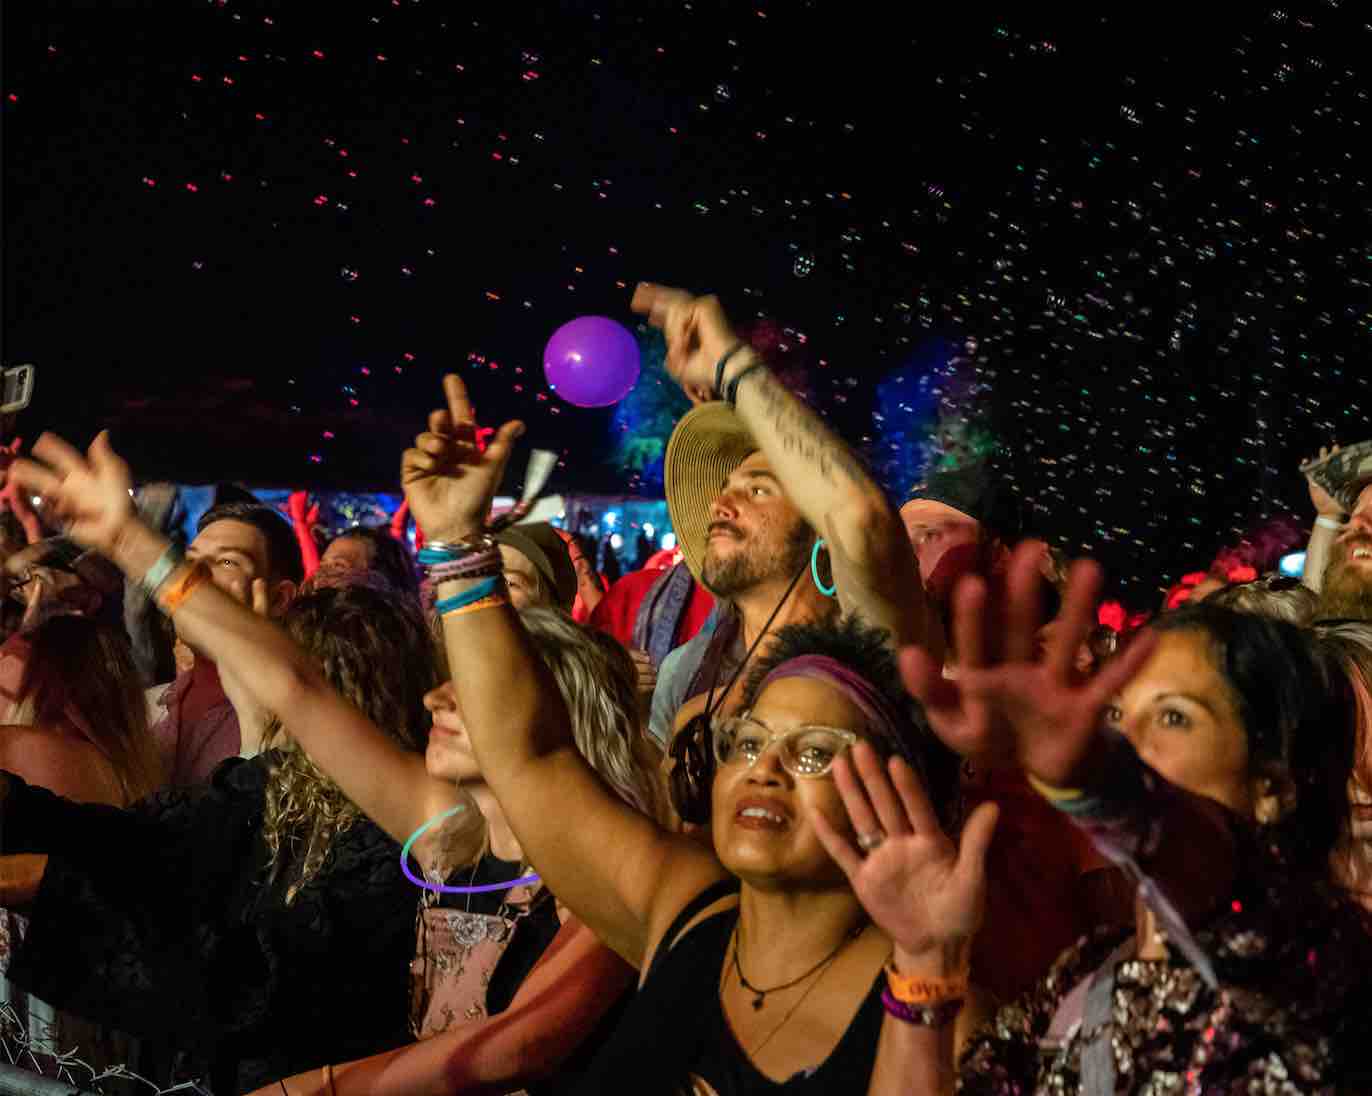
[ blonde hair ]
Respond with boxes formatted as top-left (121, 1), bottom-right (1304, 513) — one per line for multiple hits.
top-left (520, 608), bottom-right (666, 823)
top-left (260, 586), bottom-right (439, 904)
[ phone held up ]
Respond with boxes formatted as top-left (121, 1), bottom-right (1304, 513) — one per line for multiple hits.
top-left (2, 364), bottom-right (36, 415)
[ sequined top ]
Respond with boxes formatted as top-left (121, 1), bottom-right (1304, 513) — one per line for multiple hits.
top-left (958, 833), bottom-right (1372, 1095)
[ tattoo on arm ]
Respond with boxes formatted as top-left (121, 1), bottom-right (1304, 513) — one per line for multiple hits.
top-left (746, 369), bottom-right (870, 488)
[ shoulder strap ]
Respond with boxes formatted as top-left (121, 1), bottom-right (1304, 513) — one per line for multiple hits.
top-left (1079, 937), bottom-right (1134, 1095)
top-left (647, 878), bottom-right (740, 982)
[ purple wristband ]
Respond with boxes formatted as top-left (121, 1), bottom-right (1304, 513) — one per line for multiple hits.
top-left (880, 988), bottom-right (963, 1027)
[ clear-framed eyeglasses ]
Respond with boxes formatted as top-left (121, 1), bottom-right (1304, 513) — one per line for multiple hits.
top-left (711, 714), bottom-right (858, 778)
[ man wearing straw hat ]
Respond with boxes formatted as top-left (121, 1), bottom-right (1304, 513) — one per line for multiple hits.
top-left (632, 283), bottom-right (934, 750)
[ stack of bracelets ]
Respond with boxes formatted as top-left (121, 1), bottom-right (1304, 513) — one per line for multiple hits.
top-left (418, 533), bottom-right (511, 617)
top-left (880, 960), bottom-right (966, 1027)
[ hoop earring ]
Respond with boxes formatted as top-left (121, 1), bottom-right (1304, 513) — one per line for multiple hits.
top-left (810, 539), bottom-right (836, 597)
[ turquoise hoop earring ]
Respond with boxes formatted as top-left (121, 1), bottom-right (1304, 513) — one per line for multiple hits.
top-left (810, 539), bottom-right (836, 597)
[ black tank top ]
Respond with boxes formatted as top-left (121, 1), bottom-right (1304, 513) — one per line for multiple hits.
top-left (572, 881), bottom-right (886, 1095)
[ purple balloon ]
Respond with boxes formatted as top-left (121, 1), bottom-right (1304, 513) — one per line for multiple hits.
top-left (543, 316), bottom-right (640, 408)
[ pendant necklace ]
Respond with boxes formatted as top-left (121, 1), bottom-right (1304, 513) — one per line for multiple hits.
top-left (730, 918), bottom-right (866, 1011)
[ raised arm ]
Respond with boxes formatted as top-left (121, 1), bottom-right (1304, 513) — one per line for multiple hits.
top-left (6, 433), bottom-right (461, 849)
top-left (402, 375), bottom-right (726, 966)
top-left (901, 543), bottom-right (1239, 924)
top-left (631, 284), bottom-right (934, 655)
top-left (1300, 445), bottom-right (1344, 593)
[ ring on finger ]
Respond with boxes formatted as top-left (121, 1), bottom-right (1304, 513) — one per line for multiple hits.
top-left (856, 829), bottom-right (886, 853)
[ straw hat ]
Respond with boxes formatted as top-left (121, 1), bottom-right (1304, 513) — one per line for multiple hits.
top-left (663, 402), bottom-right (758, 584)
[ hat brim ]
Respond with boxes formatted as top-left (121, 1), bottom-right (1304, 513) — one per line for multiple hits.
top-left (664, 402), bottom-right (757, 585)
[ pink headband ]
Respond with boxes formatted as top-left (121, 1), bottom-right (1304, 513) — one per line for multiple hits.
top-left (755, 654), bottom-right (916, 765)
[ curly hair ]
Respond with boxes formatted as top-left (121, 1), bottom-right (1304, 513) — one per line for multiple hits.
top-left (669, 614), bottom-right (960, 830)
top-left (519, 608), bottom-right (665, 822)
top-left (259, 585), bottom-right (439, 904)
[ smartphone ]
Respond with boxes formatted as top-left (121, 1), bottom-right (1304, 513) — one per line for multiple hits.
top-left (1, 365), bottom-right (36, 414)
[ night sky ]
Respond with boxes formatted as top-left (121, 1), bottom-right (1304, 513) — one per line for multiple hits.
top-left (3, 0), bottom-right (1369, 605)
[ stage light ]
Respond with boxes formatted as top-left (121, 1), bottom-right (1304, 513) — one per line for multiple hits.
top-left (661, 532), bottom-right (677, 551)
top-left (1278, 551), bottom-right (1305, 577)
top-left (610, 533), bottom-right (623, 550)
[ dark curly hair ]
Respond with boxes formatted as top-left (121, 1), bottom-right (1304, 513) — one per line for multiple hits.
top-left (260, 584), bottom-right (439, 903)
top-left (669, 615), bottom-right (960, 830)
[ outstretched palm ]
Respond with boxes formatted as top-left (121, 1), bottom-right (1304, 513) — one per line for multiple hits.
top-left (811, 743), bottom-right (997, 961)
top-left (401, 375), bottom-right (525, 542)
top-left (901, 542), bottom-right (1157, 789)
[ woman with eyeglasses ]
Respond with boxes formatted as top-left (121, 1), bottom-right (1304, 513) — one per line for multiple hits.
top-left (349, 376), bottom-right (989, 1094)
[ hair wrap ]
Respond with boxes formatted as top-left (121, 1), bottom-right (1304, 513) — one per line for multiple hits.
top-left (754, 654), bottom-right (916, 765)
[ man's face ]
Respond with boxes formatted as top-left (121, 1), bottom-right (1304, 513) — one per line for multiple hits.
top-left (899, 499), bottom-right (983, 587)
top-left (700, 451), bottom-right (810, 598)
top-left (181, 520), bottom-right (274, 648)
top-left (1320, 484), bottom-right (1372, 621)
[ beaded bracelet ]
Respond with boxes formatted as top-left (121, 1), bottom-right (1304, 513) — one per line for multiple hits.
top-left (427, 559), bottom-right (502, 584)
top-left (435, 575), bottom-right (502, 616)
top-left (425, 546), bottom-right (502, 581)
top-left (884, 961), bottom-right (969, 1006)
top-left (156, 562), bottom-right (212, 614)
top-left (880, 989), bottom-right (963, 1027)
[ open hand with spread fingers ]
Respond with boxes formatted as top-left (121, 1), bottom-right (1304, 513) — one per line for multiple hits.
top-left (5, 431), bottom-right (138, 558)
top-left (900, 541), bottom-right (1157, 791)
top-left (811, 742), bottom-right (997, 971)
top-left (401, 374), bottom-right (525, 543)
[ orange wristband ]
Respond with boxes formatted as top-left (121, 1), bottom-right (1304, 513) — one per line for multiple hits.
top-left (157, 561), bottom-right (211, 614)
top-left (884, 959), bottom-right (969, 1005)
top-left (446, 592), bottom-right (510, 618)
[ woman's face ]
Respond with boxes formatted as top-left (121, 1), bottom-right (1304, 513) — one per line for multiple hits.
top-left (710, 675), bottom-right (874, 888)
top-left (423, 681), bottom-right (482, 785)
top-left (1108, 629), bottom-right (1253, 815)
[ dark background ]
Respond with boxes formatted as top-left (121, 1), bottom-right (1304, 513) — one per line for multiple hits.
top-left (4, 0), bottom-right (1368, 604)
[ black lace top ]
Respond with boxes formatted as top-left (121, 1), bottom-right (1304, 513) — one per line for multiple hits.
top-left (1, 754), bottom-right (418, 1093)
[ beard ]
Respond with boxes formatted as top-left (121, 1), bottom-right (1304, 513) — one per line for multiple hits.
top-left (1319, 539), bottom-right (1372, 622)
top-left (700, 517), bottom-right (812, 598)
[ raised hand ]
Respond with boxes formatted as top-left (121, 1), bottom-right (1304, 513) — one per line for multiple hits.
top-left (1302, 444), bottom-right (1344, 518)
top-left (900, 541), bottom-right (1158, 789)
top-left (6, 431), bottom-right (137, 557)
top-left (401, 375), bottom-right (524, 542)
top-left (811, 743), bottom-right (997, 968)
top-left (630, 283), bottom-right (742, 401)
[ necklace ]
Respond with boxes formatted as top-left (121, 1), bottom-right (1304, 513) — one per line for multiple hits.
top-left (730, 918), bottom-right (866, 1011)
